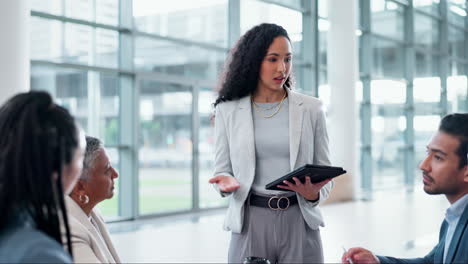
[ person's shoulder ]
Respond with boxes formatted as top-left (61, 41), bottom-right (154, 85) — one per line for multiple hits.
top-left (215, 96), bottom-right (247, 115)
top-left (289, 90), bottom-right (324, 110)
top-left (0, 226), bottom-right (71, 263)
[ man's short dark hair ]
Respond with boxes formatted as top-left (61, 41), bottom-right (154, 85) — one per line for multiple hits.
top-left (438, 113), bottom-right (468, 168)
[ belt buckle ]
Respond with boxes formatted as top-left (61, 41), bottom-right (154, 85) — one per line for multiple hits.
top-left (267, 196), bottom-right (290, 211)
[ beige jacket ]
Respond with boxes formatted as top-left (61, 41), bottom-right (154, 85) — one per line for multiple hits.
top-left (213, 89), bottom-right (333, 233)
top-left (65, 196), bottom-right (121, 263)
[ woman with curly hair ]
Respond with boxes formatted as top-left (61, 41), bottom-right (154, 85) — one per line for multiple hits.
top-left (209, 23), bottom-right (333, 263)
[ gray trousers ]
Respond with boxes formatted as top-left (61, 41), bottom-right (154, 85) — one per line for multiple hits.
top-left (228, 203), bottom-right (324, 264)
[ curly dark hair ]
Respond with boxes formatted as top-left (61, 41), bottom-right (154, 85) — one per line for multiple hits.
top-left (214, 23), bottom-right (293, 107)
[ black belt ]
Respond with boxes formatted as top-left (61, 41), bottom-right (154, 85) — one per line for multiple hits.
top-left (249, 193), bottom-right (298, 210)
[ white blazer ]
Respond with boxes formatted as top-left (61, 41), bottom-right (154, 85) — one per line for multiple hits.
top-left (214, 89), bottom-right (333, 233)
top-left (65, 196), bottom-right (121, 263)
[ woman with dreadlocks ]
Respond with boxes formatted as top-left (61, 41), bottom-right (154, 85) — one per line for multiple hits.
top-left (209, 23), bottom-right (333, 263)
top-left (0, 91), bottom-right (85, 262)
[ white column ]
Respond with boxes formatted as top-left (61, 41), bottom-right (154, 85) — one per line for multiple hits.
top-left (326, 0), bottom-right (358, 202)
top-left (0, 0), bottom-right (30, 105)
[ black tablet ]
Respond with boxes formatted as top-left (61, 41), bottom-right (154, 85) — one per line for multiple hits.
top-left (265, 164), bottom-right (346, 191)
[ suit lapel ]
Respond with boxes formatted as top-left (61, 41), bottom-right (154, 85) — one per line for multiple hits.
top-left (288, 90), bottom-right (304, 170)
top-left (434, 220), bottom-right (448, 263)
top-left (445, 205), bottom-right (468, 263)
top-left (65, 196), bottom-right (110, 263)
top-left (237, 96), bottom-right (256, 179)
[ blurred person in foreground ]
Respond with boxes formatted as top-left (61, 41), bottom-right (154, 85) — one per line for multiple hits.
top-left (66, 136), bottom-right (121, 263)
top-left (342, 113), bottom-right (468, 264)
top-left (0, 91), bottom-right (85, 262)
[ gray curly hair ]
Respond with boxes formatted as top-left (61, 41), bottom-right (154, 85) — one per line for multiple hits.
top-left (80, 136), bottom-right (103, 181)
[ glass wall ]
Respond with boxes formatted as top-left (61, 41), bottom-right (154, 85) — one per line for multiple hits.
top-left (29, 0), bottom-right (468, 219)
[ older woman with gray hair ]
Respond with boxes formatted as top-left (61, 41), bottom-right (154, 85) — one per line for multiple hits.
top-left (65, 136), bottom-right (121, 263)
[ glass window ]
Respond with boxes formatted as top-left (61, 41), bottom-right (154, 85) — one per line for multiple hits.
top-left (448, 3), bottom-right (467, 28)
top-left (30, 65), bottom-right (121, 218)
top-left (199, 88), bottom-right (228, 209)
top-left (415, 51), bottom-right (439, 77)
top-left (371, 0), bottom-right (405, 41)
top-left (448, 74), bottom-right (468, 113)
top-left (448, 27), bottom-right (466, 59)
top-left (318, 0), bottom-right (328, 18)
top-left (138, 80), bottom-right (193, 215)
top-left (134, 36), bottom-right (226, 81)
top-left (318, 18), bottom-right (329, 67)
top-left (30, 17), bottom-right (118, 68)
top-left (414, 13), bottom-right (439, 52)
top-left (31, 0), bottom-right (63, 15)
top-left (372, 38), bottom-right (404, 79)
top-left (414, 0), bottom-right (440, 16)
top-left (414, 77), bottom-right (441, 104)
top-left (133, 0), bottom-right (228, 47)
top-left (240, 0), bottom-right (303, 57)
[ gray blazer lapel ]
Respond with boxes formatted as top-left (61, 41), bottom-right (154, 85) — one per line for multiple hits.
top-left (288, 90), bottom-right (304, 170)
top-left (237, 96), bottom-right (256, 180)
top-left (445, 206), bottom-right (468, 263)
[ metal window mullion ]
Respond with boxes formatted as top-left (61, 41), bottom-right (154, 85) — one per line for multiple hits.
top-left (117, 0), bottom-right (137, 219)
top-left (228, 0), bottom-right (240, 48)
top-left (440, 0), bottom-right (449, 116)
top-left (192, 86), bottom-right (200, 211)
top-left (257, 0), bottom-right (306, 12)
top-left (403, 1), bottom-right (415, 192)
top-left (360, 0), bottom-right (372, 200)
top-left (302, 0), bottom-right (317, 96)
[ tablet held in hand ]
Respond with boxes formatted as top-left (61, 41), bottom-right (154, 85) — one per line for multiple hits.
top-left (265, 164), bottom-right (346, 191)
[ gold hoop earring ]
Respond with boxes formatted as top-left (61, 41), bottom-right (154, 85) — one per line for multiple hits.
top-left (79, 194), bottom-right (89, 204)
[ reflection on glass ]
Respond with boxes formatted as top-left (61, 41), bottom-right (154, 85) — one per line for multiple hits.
top-left (133, 0), bottom-right (227, 47)
top-left (139, 80), bottom-right (192, 215)
top-left (414, 13), bottom-right (439, 51)
top-left (448, 75), bottom-right (468, 113)
top-left (134, 37), bottom-right (225, 80)
top-left (414, 0), bottom-right (440, 16)
top-left (199, 88), bottom-right (228, 208)
top-left (371, 0), bottom-right (404, 41)
top-left (372, 38), bottom-right (404, 79)
top-left (318, 0), bottom-right (328, 18)
top-left (240, 0), bottom-right (303, 56)
top-left (448, 3), bottom-right (467, 28)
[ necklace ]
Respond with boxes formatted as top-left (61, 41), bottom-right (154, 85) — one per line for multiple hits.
top-left (251, 92), bottom-right (287, 119)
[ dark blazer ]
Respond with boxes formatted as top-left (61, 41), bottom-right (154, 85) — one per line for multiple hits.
top-left (378, 204), bottom-right (468, 264)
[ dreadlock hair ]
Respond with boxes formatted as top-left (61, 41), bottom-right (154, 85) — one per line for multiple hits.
top-left (438, 113), bottom-right (468, 168)
top-left (0, 91), bottom-right (78, 257)
top-left (214, 23), bottom-right (294, 107)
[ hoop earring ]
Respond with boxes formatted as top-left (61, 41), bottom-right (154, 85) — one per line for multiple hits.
top-left (79, 194), bottom-right (89, 204)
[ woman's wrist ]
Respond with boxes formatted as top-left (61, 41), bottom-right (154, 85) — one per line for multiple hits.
top-left (305, 193), bottom-right (320, 202)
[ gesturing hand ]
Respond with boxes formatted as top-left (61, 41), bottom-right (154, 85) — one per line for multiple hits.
top-left (208, 175), bottom-right (240, 193)
top-left (342, 247), bottom-right (380, 264)
top-left (276, 176), bottom-right (331, 201)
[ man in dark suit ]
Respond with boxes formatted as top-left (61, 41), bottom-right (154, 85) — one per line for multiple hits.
top-left (342, 113), bottom-right (468, 264)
